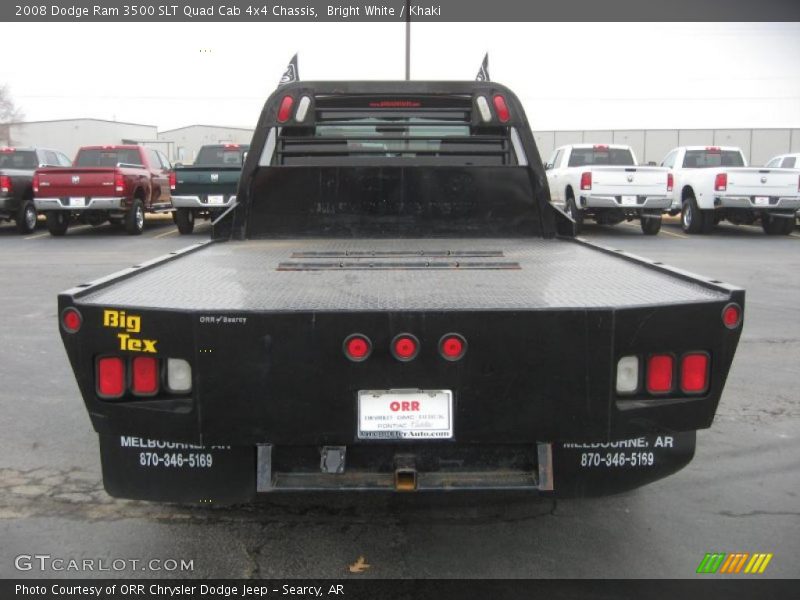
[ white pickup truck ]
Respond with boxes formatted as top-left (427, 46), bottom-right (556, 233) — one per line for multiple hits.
top-left (661, 146), bottom-right (800, 235)
top-left (545, 144), bottom-right (671, 235)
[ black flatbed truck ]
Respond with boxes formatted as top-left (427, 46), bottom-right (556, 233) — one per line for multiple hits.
top-left (58, 81), bottom-right (744, 502)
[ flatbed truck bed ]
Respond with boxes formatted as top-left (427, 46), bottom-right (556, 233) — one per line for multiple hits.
top-left (76, 237), bottom-right (729, 311)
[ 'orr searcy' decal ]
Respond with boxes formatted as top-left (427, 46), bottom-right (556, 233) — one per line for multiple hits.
top-left (103, 309), bottom-right (158, 353)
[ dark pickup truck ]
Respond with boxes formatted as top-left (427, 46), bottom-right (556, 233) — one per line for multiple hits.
top-left (58, 81), bottom-right (744, 502)
top-left (0, 146), bottom-right (71, 233)
top-left (34, 145), bottom-right (174, 236)
top-left (171, 143), bottom-right (248, 234)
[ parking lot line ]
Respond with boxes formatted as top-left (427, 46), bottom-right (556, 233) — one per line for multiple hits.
top-left (24, 231), bottom-right (50, 240)
top-left (660, 229), bottom-right (688, 239)
top-left (152, 228), bottom-right (179, 239)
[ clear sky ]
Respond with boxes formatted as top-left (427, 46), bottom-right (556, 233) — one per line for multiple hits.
top-left (1, 21), bottom-right (798, 131)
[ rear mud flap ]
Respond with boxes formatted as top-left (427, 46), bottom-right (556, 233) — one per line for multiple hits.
top-left (99, 434), bottom-right (256, 504)
top-left (552, 431), bottom-right (696, 497)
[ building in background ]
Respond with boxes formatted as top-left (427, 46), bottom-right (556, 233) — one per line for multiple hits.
top-left (1, 118), bottom-right (159, 159)
top-left (534, 128), bottom-right (800, 166)
top-left (3, 118), bottom-right (798, 168)
top-left (157, 125), bottom-right (255, 164)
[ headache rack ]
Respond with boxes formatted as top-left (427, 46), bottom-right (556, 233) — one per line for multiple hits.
top-left (274, 94), bottom-right (516, 167)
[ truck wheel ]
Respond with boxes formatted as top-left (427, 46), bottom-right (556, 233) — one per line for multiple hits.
top-left (125, 199), bottom-right (145, 235)
top-left (681, 195), bottom-right (705, 234)
top-left (175, 208), bottom-right (195, 234)
top-left (761, 213), bottom-right (794, 236)
top-left (46, 211), bottom-right (69, 236)
top-left (16, 200), bottom-right (37, 234)
top-left (565, 194), bottom-right (583, 233)
top-left (640, 214), bottom-right (662, 235)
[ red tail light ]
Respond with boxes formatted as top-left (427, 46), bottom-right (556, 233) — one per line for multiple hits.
top-left (132, 357), bottom-right (159, 396)
top-left (646, 354), bottom-right (674, 394)
top-left (797, 174), bottom-right (800, 193)
top-left (0, 175), bottom-right (11, 194)
top-left (97, 357), bottom-right (125, 399)
top-left (681, 353), bottom-right (709, 394)
top-left (114, 171), bottom-right (125, 194)
top-left (277, 95), bottom-right (294, 123)
top-left (722, 303), bottom-right (742, 329)
top-left (168, 171), bottom-right (176, 191)
top-left (492, 95), bottom-right (510, 123)
top-left (667, 173), bottom-right (674, 192)
top-left (392, 334), bottom-right (420, 361)
top-left (60, 307), bottom-right (82, 333)
top-left (439, 334), bottom-right (467, 361)
top-left (714, 173), bottom-right (727, 192)
top-left (32, 174), bottom-right (40, 193)
top-left (343, 334), bottom-right (372, 362)
top-left (580, 172), bottom-right (592, 191)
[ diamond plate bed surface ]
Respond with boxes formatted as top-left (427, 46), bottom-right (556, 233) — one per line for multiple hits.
top-left (78, 238), bottom-right (728, 311)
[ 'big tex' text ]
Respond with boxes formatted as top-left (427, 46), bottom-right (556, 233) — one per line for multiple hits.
top-left (103, 309), bottom-right (158, 353)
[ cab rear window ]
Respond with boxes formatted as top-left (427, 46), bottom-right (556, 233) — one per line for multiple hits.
top-left (0, 150), bottom-right (38, 169)
top-left (75, 149), bottom-right (143, 167)
top-left (682, 150), bottom-right (744, 168)
top-left (568, 148), bottom-right (634, 167)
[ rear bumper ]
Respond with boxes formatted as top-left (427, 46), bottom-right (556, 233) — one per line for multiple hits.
top-left (580, 195), bottom-right (671, 210)
top-left (0, 196), bottom-right (18, 212)
top-left (34, 197), bottom-right (126, 211)
top-left (98, 431), bottom-right (697, 502)
top-left (714, 196), bottom-right (800, 211)
top-left (171, 194), bottom-right (236, 210)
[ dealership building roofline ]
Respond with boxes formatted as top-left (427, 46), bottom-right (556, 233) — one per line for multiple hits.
top-left (6, 117), bottom-right (158, 128)
top-left (159, 124), bottom-right (255, 133)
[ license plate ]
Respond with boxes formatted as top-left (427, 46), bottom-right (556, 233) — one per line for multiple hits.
top-left (754, 196), bottom-right (770, 206)
top-left (620, 195), bottom-right (638, 206)
top-left (357, 389), bottom-right (453, 440)
top-left (208, 195), bottom-right (225, 205)
top-left (69, 197), bottom-right (86, 207)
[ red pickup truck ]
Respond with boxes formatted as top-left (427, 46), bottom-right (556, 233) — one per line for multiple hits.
top-left (33, 145), bottom-right (175, 236)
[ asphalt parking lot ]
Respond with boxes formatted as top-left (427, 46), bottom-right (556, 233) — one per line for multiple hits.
top-left (0, 215), bottom-right (798, 579)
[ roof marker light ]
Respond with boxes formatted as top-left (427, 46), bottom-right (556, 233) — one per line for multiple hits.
top-left (492, 95), bottom-right (510, 123)
top-left (295, 96), bottom-right (311, 122)
top-left (277, 95), bottom-right (294, 123)
top-left (476, 96), bottom-right (492, 122)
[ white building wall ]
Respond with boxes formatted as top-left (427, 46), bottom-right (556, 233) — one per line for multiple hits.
top-left (7, 119), bottom-right (158, 159)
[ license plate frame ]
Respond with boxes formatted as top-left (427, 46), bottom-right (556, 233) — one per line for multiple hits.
top-left (68, 197), bottom-right (86, 207)
top-left (754, 196), bottom-right (770, 206)
top-left (208, 195), bottom-right (225, 205)
top-left (620, 195), bottom-right (638, 206)
top-left (357, 389), bottom-right (453, 440)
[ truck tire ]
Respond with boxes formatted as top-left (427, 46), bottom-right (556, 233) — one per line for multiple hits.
top-left (46, 211), bottom-right (69, 236)
top-left (761, 213), bottom-right (795, 236)
top-left (16, 200), bottom-right (37, 234)
top-left (565, 193), bottom-right (583, 233)
top-left (640, 213), bottom-right (662, 235)
top-left (125, 199), bottom-right (145, 235)
top-left (681, 195), bottom-right (705, 234)
top-left (175, 208), bottom-right (195, 234)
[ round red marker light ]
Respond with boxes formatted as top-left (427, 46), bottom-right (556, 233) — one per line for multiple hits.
top-left (391, 334), bottom-right (419, 361)
top-left (61, 307), bottom-right (82, 333)
top-left (722, 303), bottom-right (742, 329)
top-left (439, 334), bottom-right (467, 361)
top-left (343, 334), bottom-right (371, 362)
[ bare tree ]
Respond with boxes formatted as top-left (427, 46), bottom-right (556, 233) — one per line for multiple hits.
top-left (0, 84), bottom-right (24, 123)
